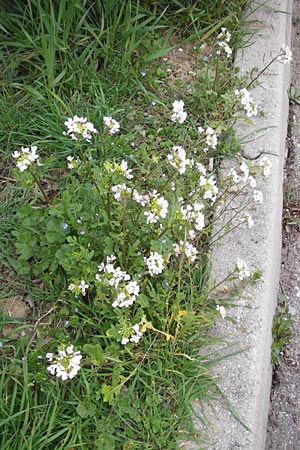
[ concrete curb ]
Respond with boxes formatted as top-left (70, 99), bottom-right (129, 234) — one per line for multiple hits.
top-left (209, 1), bottom-right (292, 448)
top-left (185, 1), bottom-right (292, 449)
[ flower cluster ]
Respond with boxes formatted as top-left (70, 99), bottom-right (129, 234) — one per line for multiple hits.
top-left (46, 345), bottom-right (82, 380)
top-left (236, 258), bottom-right (251, 280)
top-left (225, 156), bottom-right (271, 229)
top-left (12, 146), bottom-right (41, 172)
top-left (259, 156), bottom-right (272, 178)
top-left (111, 184), bottom-right (172, 227)
top-left (199, 173), bottom-right (219, 204)
top-left (144, 251), bottom-right (164, 276)
top-left (111, 183), bottom-right (132, 201)
top-left (120, 323), bottom-right (143, 345)
top-left (96, 255), bottom-right (140, 308)
top-left (253, 189), bottom-right (263, 204)
top-left (143, 191), bottom-right (169, 224)
top-left (227, 161), bottom-right (256, 188)
top-left (167, 145), bottom-right (193, 175)
top-left (107, 160), bottom-right (133, 179)
top-left (66, 155), bottom-right (81, 169)
top-left (235, 88), bottom-right (258, 118)
top-left (68, 280), bottom-right (89, 296)
top-left (171, 100), bottom-right (187, 124)
top-left (198, 126), bottom-right (218, 151)
top-left (277, 44), bottom-right (292, 64)
top-left (111, 185), bottom-right (168, 224)
top-left (103, 116), bottom-right (120, 134)
top-left (63, 116), bottom-right (98, 142)
top-left (180, 202), bottom-right (205, 231)
top-left (173, 240), bottom-right (198, 262)
top-left (216, 27), bottom-right (232, 57)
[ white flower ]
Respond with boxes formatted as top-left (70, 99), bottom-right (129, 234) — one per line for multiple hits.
top-left (216, 304), bottom-right (227, 319)
top-left (217, 27), bottom-right (231, 43)
top-left (172, 100), bottom-right (185, 112)
top-left (259, 156), bottom-right (272, 178)
top-left (144, 251), bottom-right (164, 276)
top-left (180, 203), bottom-right (205, 231)
top-left (277, 44), bottom-right (292, 64)
top-left (167, 145), bottom-right (192, 175)
top-left (68, 280), bottom-right (89, 296)
top-left (240, 161), bottom-right (249, 182)
top-left (126, 280), bottom-right (140, 296)
top-left (109, 160), bottom-right (133, 179)
top-left (236, 258), bottom-right (251, 280)
top-left (196, 162), bottom-right (206, 175)
top-left (12, 146), bottom-right (41, 172)
top-left (120, 160), bottom-right (133, 179)
top-left (111, 184), bottom-right (132, 201)
top-left (248, 175), bottom-right (257, 188)
top-left (46, 352), bottom-right (54, 361)
top-left (132, 190), bottom-right (149, 206)
top-left (78, 280), bottom-right (89, 295)
top-left (235, 88), bottom-right (258, 118)
top-left (205, 127), bottom-right (218, 149)
top-left (103, 116), bottom-right (120, 134)
top-left (171, 100), bottom-right (187, 124)
top-left (188, 229), bottom-right (196, 240)
top-left (227, 168), bottom-right (242, 184)
top-left (253, 189), bottom-right (263, 204)
top-left (199, 174), bottom-right (218, 204)
top-left (111, 280), bottom-right (140, 308)
top-left (217, 28), bottom-right (232, 57)
top-left (121, 323), bottom-right (143, 345)
top-left (130, 324), bottom-right (143, 343)
top-left (63, 115), bottom-right (98, 141)
top-left (144, 191), bottom-right (169, 224)
top-left (173, 240), bottom-right (198, 262)
top-left (96, 255), bottom-right (140, 308)
top-left (47, 345), bottom-right (82, 380)
top-left (66, 155), bottom-right (81, 169)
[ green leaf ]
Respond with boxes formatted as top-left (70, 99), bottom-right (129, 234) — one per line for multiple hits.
top-left (76, 401), bottom-right (96, 418)
top-left (101, 383), bottom-right (121, 405)
top-left (95, 435), bottom-right (116, 450)
top-left (83, 344), bottom-right (105, 365)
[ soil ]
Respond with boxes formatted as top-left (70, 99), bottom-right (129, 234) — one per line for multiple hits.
top-left (265, 1), bottom-right (300, 448)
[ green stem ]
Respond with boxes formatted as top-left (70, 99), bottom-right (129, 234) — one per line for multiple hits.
top-left (246, 54), bottom-right (279, 89)
top-left (213, 57), bottom-right (219, 93)
top-left (30, 170), bottom-right (52, 205)
top-left (121, 199), bottom-right (127, 267)
top-left (78, 146), bottom-right (101, 195)
top-left (205, 272), bottom-right (234, 297)
top-left (106, 189), bottom-right (112, 231)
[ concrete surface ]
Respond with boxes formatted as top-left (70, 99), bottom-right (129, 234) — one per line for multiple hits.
top-left (266, 0), bottom-right (300, 447)
top-left (184, 1), bottom-right (293, 449)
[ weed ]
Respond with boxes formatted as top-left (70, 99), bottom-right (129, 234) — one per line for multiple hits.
top-left (272, 294), bottom-right (293, 367)
top-left (0, 1), bottom-right (289, 448)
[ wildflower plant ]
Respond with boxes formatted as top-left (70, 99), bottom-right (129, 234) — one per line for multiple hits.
top-left (5, 17), bottom-right (291, 448)
top-left (11, 103), bottom-right (267, 381)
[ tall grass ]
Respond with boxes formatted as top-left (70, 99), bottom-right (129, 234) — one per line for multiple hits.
top-left (0, 1), bottom-right (253, 448)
